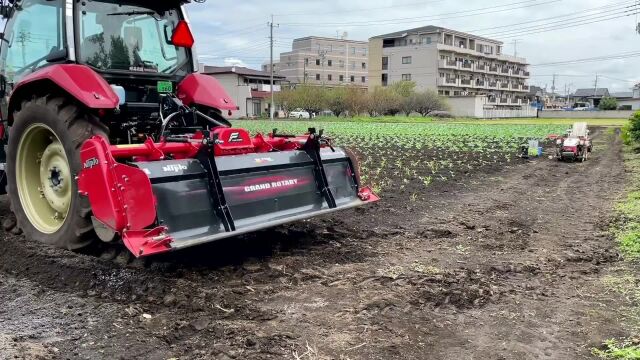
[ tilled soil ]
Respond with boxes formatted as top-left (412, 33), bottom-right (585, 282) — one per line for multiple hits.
top-left (0, 129), bottom-right (630, 360)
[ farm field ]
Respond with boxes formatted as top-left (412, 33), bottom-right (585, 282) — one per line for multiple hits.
top-left (280, 116), bottom-right (630, 127)
top-left (0, 121), bottom-right (634, 359)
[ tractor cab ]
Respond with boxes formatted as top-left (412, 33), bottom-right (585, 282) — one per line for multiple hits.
top-left (0, 0), bottom-right (226, 145)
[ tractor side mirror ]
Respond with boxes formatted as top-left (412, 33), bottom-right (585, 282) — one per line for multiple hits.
top-left (0, 75), bottom-right (7, 98)
top-left (45, 47), bottom-right (68, 63)
top-left (0, 5), bottom-right (11, 19)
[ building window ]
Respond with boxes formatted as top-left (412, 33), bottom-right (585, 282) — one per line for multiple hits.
top-left (316, 59), bottom-right (320, 66)
top-left (338, 60), bottom-right (344, 68)
top-left (339, 74), bottom-right (344, 82)
top-left (350, 75), bottom-right (355, 82)
top-left (328, 74), bottom-right (332, 81)
top-left (402, 56), bottom-right (412, 64)
top-left (361, 76), bottom-right (366, 83)
top-left (316, 74), bottom-right (320, 81)
top-left (382, 57), bottom-right (389, 70)
top-left (350, 61), bottom-right (356, 69)
top-left (382, 73), bottom-right (388, 86)
top-left (305, 58), bottom-right (309, 65)
top-left (327, 60), bottom-right (332, 67)
top-left (362, 48), bottom-right (368, 55)
top-left (402, 74), bottom-right (412, 81)
top-left (362, 62), bottom-right (367, 69)
top-left (351, 47), bottom-right (356, 54)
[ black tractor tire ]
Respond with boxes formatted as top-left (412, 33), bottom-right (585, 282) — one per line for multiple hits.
top-left (6, 96), bottom-right (108, 250)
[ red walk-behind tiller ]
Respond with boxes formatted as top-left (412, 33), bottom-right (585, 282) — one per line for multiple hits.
top-left (0, 0), bottom-right (378, 257)
top-left (548, 122), bottom-right (593, 162)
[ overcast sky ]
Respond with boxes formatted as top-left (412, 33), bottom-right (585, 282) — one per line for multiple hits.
top-left (186, 0), bottom-right (640, 94)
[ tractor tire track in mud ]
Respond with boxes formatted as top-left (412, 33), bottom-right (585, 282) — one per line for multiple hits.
top-left (0, 129), bottom-right (629, 359)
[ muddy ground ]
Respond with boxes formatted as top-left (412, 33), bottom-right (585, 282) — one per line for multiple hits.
top-left (0, 129), bottom-right (632, 359)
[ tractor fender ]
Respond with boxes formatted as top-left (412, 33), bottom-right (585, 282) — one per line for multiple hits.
top-left (176, 73), bottom-right (237, 111)
top-left (8, 64), bottom-right (119, 123)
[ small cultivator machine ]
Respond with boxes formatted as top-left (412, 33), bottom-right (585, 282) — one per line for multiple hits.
top-left (0, 0), bottom-right (377, 257)
top-left (551, 122), bottom-right (593, 162)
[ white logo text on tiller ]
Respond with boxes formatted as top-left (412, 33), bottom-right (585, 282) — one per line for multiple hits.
top-left (244, 179), bottom-right (299, 193)
top-left (162, 164), bottom-right (188, 173)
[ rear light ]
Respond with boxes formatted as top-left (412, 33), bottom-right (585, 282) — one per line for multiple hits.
top-left (171, 20), bottom-right (195, 48)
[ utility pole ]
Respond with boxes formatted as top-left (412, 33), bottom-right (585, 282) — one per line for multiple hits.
top-left (593, 74), bottom-right (599, 107)
top-left (318, 49), bottom-right (328, 87)
top-left (303, 59), bottom-right (307, 84)
top-left (512, 39), bottom-right (520, 57)
top-left (551, 73), bottom-right (557, 101)
top-left (268, 15), bottom-right (279, 121)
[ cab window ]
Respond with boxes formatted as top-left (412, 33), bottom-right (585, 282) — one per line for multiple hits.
top-left (0, 0), bottom-right (64, 83)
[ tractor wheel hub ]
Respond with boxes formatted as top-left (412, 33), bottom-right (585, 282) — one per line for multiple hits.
top-left (40, 142), bottom-right (71, 214)
top-left (16, 124), bottom-right (72, 234)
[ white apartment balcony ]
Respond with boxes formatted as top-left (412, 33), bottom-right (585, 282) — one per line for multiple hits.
top-left (499, 82), bottom-right (510, 90)
top-left (498, 98), bottom-right (510, 105)
top-left (459, 62), bottom-right (474, 72)
top-left (459, 78), bottom-right (472, 87)
top-left (438, 77), bottom-right (459, 86)
top-left (511, 84), bottom-right (521, 91)
top-left (488, 65), bottom-right (499, 75)
top-left (487, 81), bottom-right (498, 90)
top-left (250, 84), bottom-right (282, 92)
top-left (510, 98), bottom-right (522, 105)
top-left (485, 97), bottom-right (497, 105)
top-left (436, 43), bottom-right (528, 64)
top-left (261, 84), bottom-right (281, 92)
top-left (475, 64), bottom-right (487, 73)
top-left (439, 59), bottom-right (459, 70)
top-left (474, 80), bottom-right (486, 89)
top-left (522, 84), bottom-right (530, 92)
top-left (511, 69), bottom-right (528, 78)
top-left (499, 67), bottom-right (511, 76)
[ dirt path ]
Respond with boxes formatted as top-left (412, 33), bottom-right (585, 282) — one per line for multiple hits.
top-left (0, 130), bottom-right (628, 360)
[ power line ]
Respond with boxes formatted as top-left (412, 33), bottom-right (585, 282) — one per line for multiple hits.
top-left (531, 51), bottom-right (640, 67)
top-left (274, 0), bottom-right (446, 17)
top-left (279, 0), bottom-right (560, 27)
top-left (480, 7), bottom-right (640, 39)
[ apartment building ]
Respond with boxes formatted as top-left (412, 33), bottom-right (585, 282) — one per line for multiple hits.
top-left (273, 36), bottom-right (369, 88)
top-left (369, 26), bottom-right (531, 107)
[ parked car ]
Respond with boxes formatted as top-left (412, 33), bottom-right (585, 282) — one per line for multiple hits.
top-left (289, 109), bottom-right (311, 119)
top-left (571, 102), bottom-right (594, 111)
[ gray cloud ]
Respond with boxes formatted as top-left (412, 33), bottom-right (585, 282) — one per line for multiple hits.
top-left (186, 0), bottom-right (640, 92)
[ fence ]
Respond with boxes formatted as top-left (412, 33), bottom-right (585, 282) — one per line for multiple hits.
top-left (483, 107), bottom-right (538, 118)
top-left (538, 110), bottom-right (634, 119)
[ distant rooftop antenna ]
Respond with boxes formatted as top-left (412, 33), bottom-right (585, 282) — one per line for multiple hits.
top-left (342, 31), bottom-right (348, 40)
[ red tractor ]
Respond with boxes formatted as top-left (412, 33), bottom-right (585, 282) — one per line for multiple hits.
top-left (552, 122), bottom-right (592, 162)
top-left (0, 0), bottom-right (378, 257)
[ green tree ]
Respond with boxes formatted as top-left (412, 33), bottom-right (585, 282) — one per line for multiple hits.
top-left (274, 89), bottom-right (295, 117)
top-left (413, 90), bottom-right (449, 117)
top-left (626, 111), bottom-right (640, 144)
top-left (326, 87), bottom-right (348, 117)
top-left (292, 85), bottom-right (327, 116)
top-left (367, 86), bottom-right (403, 116)
top-left (109, 35), bottom-right (131, 70)
top-left (344, 86), bottom-right (368, 117)
top-left (389, 81), bottom-right (417, 98)
top-left (599, 96), bottom-right (618, 110)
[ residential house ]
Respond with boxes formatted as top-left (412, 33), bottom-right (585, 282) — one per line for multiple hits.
top-left (612, 83), bottom-right (640, 110)
top-left (570, 88), bottom-right (610, 108)
top-left (202, 65), bottom-right (286, 119)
